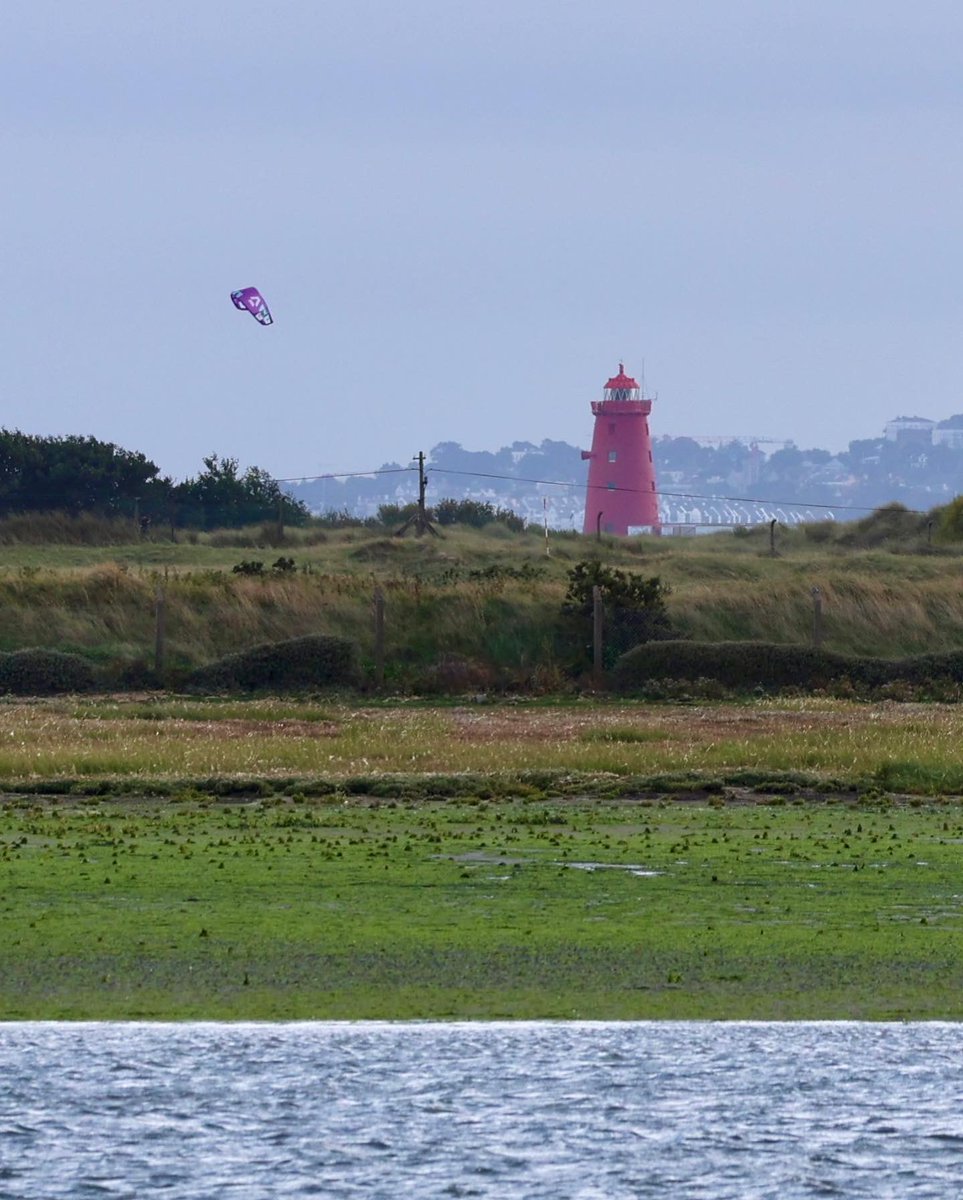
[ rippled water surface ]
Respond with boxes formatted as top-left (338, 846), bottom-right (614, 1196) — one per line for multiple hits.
top-left (2, 1021), bottom-right (963, 1197)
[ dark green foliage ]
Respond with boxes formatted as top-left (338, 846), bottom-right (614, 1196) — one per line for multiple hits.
top-left (185, 634), bottom-right (361, 693)
top-left (0, 429), bottom-right (166, 519)
top-left (614, 641), bottom-right (857, 691)
top-left (937, 496), bottom-right (963, 542)
top-left (0, 648), bottom-right (97, 694)
top-left (614, 639), bottom-right (963, 694)
top-left (231, 555), bottom-right (298, 576)
top-left (376, 502), bottom-right (422, 527)
top-left (466, 563), bottom-right (545, 583)
top-left (836, 503), bottom-right (929, 548)
top-left (435, 498), bottom-right (526, 531)
top-left (173, 454), bottom-right (309, 531)
top-left (563, 559), bottom-right (674, 666)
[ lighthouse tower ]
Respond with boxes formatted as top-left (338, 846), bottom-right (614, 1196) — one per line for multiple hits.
top-left (581, 364), bottom-right (660, 536)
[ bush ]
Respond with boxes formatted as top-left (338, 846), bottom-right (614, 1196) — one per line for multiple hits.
top-left (562, 559), bottom-right (674, 667)
top-left (415, 654), bottom-right (500, 695)
top-left (434, 498), bottom-right (526, 531)
top-left (837, 503), bottom-right (929, 549)
top-left (0, 648), bottom-right (98, 694)
top-left (938, 496), bottom-right (963, 542)
top-left (185, 634), bottom-right (362, 693)
top-left (613, 640), bottom-right (963, 695)
top-left (613, 641), bottom-right (850, 691)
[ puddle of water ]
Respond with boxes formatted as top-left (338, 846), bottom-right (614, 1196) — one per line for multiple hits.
top-left (560, 861), bottom-right (662, 877)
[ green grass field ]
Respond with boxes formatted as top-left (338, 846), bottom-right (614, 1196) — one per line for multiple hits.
top-left (3, 695), bottom-right (963, 1020)
top-left (3, 509), bottom-right (963, 1019)
top-left (3, 790), bottom-right (963, 1020)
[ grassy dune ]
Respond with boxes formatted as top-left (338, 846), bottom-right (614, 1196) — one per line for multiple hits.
top-left (0, 520), bottom-right (962, 680)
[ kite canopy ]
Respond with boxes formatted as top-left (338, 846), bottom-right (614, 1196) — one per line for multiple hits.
top-left (231, 287), bottom-right (273, 326)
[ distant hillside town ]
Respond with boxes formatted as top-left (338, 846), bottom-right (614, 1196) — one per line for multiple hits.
top-left (288, 412), bottom-right (963, 530)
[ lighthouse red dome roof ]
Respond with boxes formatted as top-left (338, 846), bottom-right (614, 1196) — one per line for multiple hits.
top-left (604, 363), bottom-right (639, 389)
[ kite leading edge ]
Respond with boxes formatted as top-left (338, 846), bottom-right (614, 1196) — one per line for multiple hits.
top-left (231, 287), bottom-right (273, 326)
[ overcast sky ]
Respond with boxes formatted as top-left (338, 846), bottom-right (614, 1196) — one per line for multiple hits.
top-left (3, 1), bottom-right (962, 482)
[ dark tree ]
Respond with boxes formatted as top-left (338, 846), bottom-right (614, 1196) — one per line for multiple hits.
top-left (0, 429), bottom-right (168, 517)
top-left (172, 454), bottom-right (309, 529)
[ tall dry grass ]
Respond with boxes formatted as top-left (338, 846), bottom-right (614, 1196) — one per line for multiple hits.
top-left (0, 520), bottom-right (962, 677)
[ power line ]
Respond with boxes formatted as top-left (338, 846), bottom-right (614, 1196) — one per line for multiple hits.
top-left (425, 467), bottom-right (913, 516)
top-left (272, 462), bottom-right (930, 517)
top-left (274, 467), bottom-right (415, 483)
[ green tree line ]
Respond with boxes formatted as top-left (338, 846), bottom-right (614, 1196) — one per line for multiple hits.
top-left (0, 431), bottom-right (309, 529)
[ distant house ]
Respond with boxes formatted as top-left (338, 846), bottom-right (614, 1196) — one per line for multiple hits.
top-left (883, 416), bottom-right (935, 445)
top-left (933, 415), bottom-right (963, 450)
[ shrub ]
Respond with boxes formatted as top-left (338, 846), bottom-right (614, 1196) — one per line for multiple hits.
top-left (937, 496), bottom-right (963, 543)
top-left (613, 641), bottom-right (867, 692)
top-left (434, 498), bottom-right (526, 531)
top-left (837, 503), bottom-right (929, 549)
top-left (0, 648), bottom-right (98, 694)
top-left (613, 640), bottom-right (963, 695)
top-left (376, 502), bottom-right (423, 528)
top-left (185, 634), bottom-right (362, 693)
top-left (415, 654), bottom-right (499, 695)
top-left (562, 559), bottom-right (674, 667)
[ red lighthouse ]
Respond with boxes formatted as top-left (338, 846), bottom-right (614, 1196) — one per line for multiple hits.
top-left (581, 364), bottom-right (660, 536)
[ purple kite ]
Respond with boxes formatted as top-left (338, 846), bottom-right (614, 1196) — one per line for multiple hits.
top-left (231, 287), bottom-right (273, 326)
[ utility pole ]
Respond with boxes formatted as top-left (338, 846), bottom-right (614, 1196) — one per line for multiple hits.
top-left (154, 585), bottom-right (167, 677)
top-left (811, 585), bottom-right (823, 649)
top-left (395, 451), bottom-right (439, 537)
top-left (592, 585), bottom-right (604, 688)
top-left (373, 587), bottom-right (385, 689)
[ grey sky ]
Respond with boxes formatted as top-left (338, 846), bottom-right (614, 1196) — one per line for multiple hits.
top-left (3, 1), bottom-right (962, 482)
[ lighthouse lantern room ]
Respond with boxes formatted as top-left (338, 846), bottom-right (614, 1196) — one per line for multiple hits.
top-left (581, 364), bottom-right (660, 536)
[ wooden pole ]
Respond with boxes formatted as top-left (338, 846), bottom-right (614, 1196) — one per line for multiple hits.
top-left (394, 451), bottom-right (439, 537)
top-left (154, 586), bottom-right (167, 676)
top-left (592, 584), bottom-right (604, 688)
top-left (373, 587), bottom-right (385, 690)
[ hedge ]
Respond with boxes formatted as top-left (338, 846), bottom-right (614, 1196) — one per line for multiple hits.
top-left (613, 640), bottom-right (963, 692)
top-left (0, 648), bottom-right (98, 694)
top-left (185, 634), bottom-right (361, 693)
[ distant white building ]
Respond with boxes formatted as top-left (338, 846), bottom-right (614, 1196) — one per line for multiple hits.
top-left (883, 415), bottom-right (935, 445)
top-left (933, 415), bottom-right (963, 450)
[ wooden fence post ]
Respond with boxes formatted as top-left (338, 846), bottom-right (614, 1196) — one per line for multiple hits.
top-left (811, 585), bottom-right (823, 649)
top-left (154, 586), bottom-right (167, 676)
top-left (373, 587), bottom-right (385, 690)
top-left (592, 585), bottom-right (604, 688)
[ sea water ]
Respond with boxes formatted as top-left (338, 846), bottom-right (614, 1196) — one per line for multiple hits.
top-left (1, 1021), bottom-right (962, 1198)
